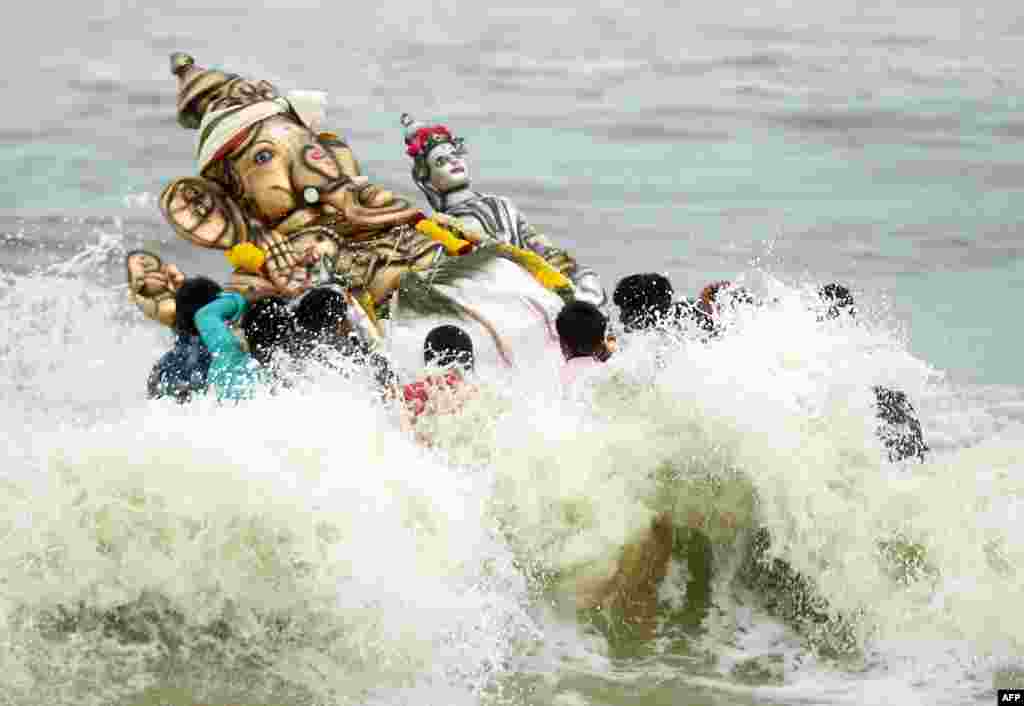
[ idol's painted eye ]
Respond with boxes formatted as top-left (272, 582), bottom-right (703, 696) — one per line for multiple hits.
top-left (254, 149), bottom-right (274, 165)
top-left (433, 154), bottom-right (450, 168)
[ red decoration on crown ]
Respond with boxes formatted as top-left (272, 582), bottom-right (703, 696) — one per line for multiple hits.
top-left (406, 125), bottom-right (454, 158)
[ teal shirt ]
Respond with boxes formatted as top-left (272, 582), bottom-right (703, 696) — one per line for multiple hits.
top-left (195, 292), bottom-right (265, 400)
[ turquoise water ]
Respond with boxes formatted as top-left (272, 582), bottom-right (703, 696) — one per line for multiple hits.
top-left (897, 257), bottom-right (1024, 382)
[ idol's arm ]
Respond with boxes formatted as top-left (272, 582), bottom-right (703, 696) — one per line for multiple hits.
top-left (519, 218), bottom-right (607, 307)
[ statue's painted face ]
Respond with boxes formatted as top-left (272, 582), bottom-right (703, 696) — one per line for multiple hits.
top-left (426, 142), bottom-right (469, 193)
top-left (228, 115), bottom-right (360, 222)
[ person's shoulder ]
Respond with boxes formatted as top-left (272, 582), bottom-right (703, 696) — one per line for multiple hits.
top-left (415, 372), bottom-right (458, 391)
top-left (342, 334), bottom-right (372, 357)
top-left (668, 300), bottom-right (690, 316)
top-left (561, 354), bottom-right (601, 383)
top-left (154, 344), bottom-right (180, 365)
top-left (403, 379), bottom-right (428, 400)
top-left (211, 291), bottom-right (248, 312)
top-left (403, 370), bottom-right (461, 398)
top-left (152, 339), bottom-right (192, 373)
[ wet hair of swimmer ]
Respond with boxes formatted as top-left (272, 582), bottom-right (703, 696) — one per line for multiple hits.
top-left (242, 297), bottom-right (298, 366)
top-left (424, 325), bottom-right (475, 370)
top-left (818, 282), bottom-right (856, 319)
top-left (175, 276), bottom-right (223, 336)
top-left (293, 287), bottom-right (348, 346)
top-left (556, 300), bottom-right (609, 359)
top-left (613, 273), bottom-right (674, 331)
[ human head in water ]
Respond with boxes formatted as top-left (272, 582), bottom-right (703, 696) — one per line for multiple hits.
top-left (293, 286), bottom-right (349, 350)
top-left (242, 297), bottom-right (297, 366)
top-left (818, 282), bottom-right (856, 320)
top-left (695, 280), bottom-right (758, 333)
top-left (174, 276), bottom-right (223, 336)
top-left (424, 325), bottom-right (475, 371)
top-left (613, 273), bottom-right (674, 332)
top-left (699, 280), bottom-right (755, 310)
top-left (556, 300), bottom-right (609, 359)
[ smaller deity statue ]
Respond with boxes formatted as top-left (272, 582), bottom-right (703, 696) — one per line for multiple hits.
top-left (400, 114), bottom-right (607, 308)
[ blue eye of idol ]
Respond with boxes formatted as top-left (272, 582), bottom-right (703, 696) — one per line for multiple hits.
top-left (254, 149), bottom-right (273, 165)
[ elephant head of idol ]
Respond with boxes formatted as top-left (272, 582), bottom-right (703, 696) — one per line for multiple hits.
top-left (158, 53), bottom-right (418, 254)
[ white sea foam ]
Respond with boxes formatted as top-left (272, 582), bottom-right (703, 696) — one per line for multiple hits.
top-left (1, 237), bottom-right (1022, 704)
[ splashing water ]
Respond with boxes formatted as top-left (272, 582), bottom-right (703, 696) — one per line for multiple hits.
top-left (1, 237), bottom-right (1022, 706)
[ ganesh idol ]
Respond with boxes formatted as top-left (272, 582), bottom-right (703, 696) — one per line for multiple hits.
top-left (400, 114), bottom-right (606, 308)
top-left (126, 53), bottom-right (575, 373)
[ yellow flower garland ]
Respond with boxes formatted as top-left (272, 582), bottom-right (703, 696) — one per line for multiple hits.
top-left (415, 216), bottom-right (572, 294)
top-left (495, 243), bottom-right (572, 291)
top-left (415, 218), bottom-right (473, 255)
top-left (224, 242), bottom-right (267, 273)
top-left (432, 213), bottom-right (478, 242)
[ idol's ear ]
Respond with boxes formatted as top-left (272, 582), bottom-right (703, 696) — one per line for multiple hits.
top-left (159, 176), bottom-right (250, 250)
top-left (292, 135), bottom-right (348, 194)
top-left (318, 133), bottom-right (362, 180)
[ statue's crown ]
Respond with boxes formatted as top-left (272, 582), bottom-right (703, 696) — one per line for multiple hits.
top-left (400, 113), bottom-right (463, 160)
top-left (169, 52), bottom-right (279, 130)
top-left (169, 53), bottom-right (329, 176)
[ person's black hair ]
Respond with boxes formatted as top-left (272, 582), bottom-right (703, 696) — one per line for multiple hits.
top-left (613, 273), bottom-right (674, 309)
top-left (294, 287), bottom-right (348, 345)
top-left (174, 276), bottom-right (223, 336)
top-left (613, 273), bottom-right (674, 331)
top-left (424, 325), bottom-right (475, 370)
top-left (242, 297), bottom-right (296, 365)
top-left (819, 282), bottom-right (855, 319)
top-left (873, 385), bottom-right (928, 462)
top-left (556, 300), bottom-right (608, 358)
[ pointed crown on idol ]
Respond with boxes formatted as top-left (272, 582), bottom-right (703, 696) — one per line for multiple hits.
top-left (168, 52), bottom-right (328, 178)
